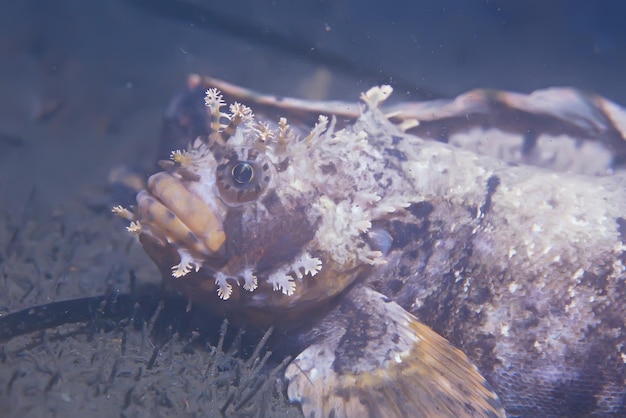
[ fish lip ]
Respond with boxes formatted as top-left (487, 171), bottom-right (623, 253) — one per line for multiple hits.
top-left (137, 171), bottom-right (227, 259)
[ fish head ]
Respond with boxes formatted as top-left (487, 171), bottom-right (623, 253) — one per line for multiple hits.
top-left (121, 88), bottom-right (380, 326)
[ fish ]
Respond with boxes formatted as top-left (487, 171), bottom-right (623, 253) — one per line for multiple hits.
top-left (115, 75), bottom-right (626, 417)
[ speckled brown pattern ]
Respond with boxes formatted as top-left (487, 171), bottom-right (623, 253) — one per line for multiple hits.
top-left (120, 79), bottom-right (626, 417)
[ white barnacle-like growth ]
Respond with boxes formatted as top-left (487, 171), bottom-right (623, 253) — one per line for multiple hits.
top-left (112, 205), bottom-right (134, 221)
top-left (292, 252), bottom-right (323, 279)
top-left (170, 149), bottom-right (192, 167)
top-left (241, 267), bottom-right (258, 292)
top-left (304, 115), bottom-right (330, 144)
top-left (215, 272), bottom-right (233, 300)
top-left (267, 251), bottom-right (323, 296)
top-left (204, 87), bottom-right (225, 108)
top-left (360, 85), bottom-right (393, 108)
top-left (112, 206), bottom-right (143, 235)
top-left (118, 86), bottom-right (409, 303)
top-left (229, 102), bottom-right (254, 124)
top-left (302, 85), bottom-right (413, 270)
top-left (254, 121), bottom-right (275, 143)
top-left (268, 269), bottom-right (296, 296)
top-left (204, 88), bottom-right (252, 143)
top-left (171, 248), bottom-right (201, 278)
top-left (213, 268), bottom-right (259, 300)
top-left (126, 221), bottom-right (142, 235)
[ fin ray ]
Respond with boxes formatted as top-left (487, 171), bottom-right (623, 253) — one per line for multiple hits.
top-left (286, 286), bottom-right (506, 418)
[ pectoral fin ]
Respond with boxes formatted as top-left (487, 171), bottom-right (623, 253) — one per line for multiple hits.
top-left (285, 286), bottom-right (506, 418)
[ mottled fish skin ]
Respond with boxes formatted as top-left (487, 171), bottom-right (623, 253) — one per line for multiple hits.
top-left (355, 114), bottom-right (626, 417)
top-left (286, 286), bottom-right (505, 418)
top-left (117, 78), bottom-right (626, 417)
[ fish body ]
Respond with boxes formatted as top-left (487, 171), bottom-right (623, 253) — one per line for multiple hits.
top-left (116, 76), bottom-right (626, 417)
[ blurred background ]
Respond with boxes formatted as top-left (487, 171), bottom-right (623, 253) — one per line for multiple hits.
top-left (1, 0), bottom-right (625, 212)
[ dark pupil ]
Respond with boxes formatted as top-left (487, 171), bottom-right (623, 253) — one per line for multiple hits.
top-left (232, 162), bottom-right (254, 184)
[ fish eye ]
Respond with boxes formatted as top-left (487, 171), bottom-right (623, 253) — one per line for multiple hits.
top-left (216, 150), bottom-right (272, 206)
top-left (232, 162), bottom-right (254, 184)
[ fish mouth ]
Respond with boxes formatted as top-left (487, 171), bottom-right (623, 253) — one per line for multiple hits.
top-left (135, 167), bottom-right (332, 304)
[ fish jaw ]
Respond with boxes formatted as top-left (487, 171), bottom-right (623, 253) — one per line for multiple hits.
top-left (135, 157), bottom-right (371, 324)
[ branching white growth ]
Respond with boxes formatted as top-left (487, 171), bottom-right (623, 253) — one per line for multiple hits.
top-left (277, 117), bottom-right (295, 144)
top-left (126, 221), bottom-right (142, 235)
top-left (292, 252), bottom-right (323, 279)
top-left (261, 84), bottom-right (413, 274)
top-left (112, 205), bottom-right (134, 221)
top-left (255, 252), bottom-right (323, 297)
top-left (204, 88), bottom-right (225, 108)
top-left (305, 115), bottom-right (329, 143)
top-left (254, 121), bottom-right (275, 143)
top-left (268, 269), bottom-right (296, 296)
top-left (170, 149), bottom-right (192, 166)
top-left (124, 86), bottom-right (411, 304)
top-left (213, 268), bottom-right (258, 299)
top-left (241, 267), bottom-right (258, 291)
top-left (229, 102), bottom-right (254, 122)
top-left (215, 272), bottom-right (233, 300)
top-left (360, 85), bottom-right (393, 108)
top-left (172, 248), bottom-right (201, 278)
